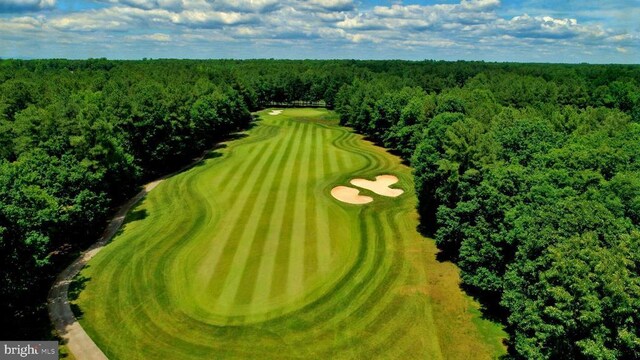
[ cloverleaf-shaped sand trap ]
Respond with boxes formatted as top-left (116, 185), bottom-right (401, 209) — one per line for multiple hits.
top-left (269, 109), bottom-right (283, 116)
top-left (350, 175), bottom-right (404, 197)
top-left (331, 174), bottom-right (404, 205)
top-left (331, 186), bottom-right (373, 205)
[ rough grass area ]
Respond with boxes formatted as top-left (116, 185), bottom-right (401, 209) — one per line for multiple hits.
top-left (74, 108), bottom-right (506, 359)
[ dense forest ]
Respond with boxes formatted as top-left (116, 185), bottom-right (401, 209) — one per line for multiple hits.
top-left (1, 59), bottom-right (639, 359)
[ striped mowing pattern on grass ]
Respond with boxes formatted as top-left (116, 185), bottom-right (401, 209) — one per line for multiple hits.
top-left (74, 108), bottom-right (506, 359)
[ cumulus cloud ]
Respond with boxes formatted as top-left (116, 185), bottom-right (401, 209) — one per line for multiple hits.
top-left (95, 0), bottom-right (182, 10)
top-left (494, 14), bottom-right (603, 40)
top-left (0, 0), bottom-right (55, 13)
top-left (0, 0), bottom-right (637, 62)
top-left (606, 32), bottom-right (639, 47)
top-left (125, 32), bottom-right (171, 41)
top-left (47, 6), bottom-right (170, 31)
top-left (173, 9), bottom-right (258, 28)
top-left (0, 15), bottom-right (43, 32)
top-left (96, 0), bottom-right (284, 12)
top-left (211, 0), bottom-right (282, 13)
top-left (460, 0), bottom-right (500, 11)
top-left (305, 0), bottom-right (355, 11)
top-left (369, 1), bottom-right (499, 29)
top-left (336, 16), bottom-right (388, 31)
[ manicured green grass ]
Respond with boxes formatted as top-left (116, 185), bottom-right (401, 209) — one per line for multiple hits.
top-left (75, 108), bottom-right (506, 359)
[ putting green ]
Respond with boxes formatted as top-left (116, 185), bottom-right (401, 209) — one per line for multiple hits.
top-left (74, 108), bottom-right (505, 359)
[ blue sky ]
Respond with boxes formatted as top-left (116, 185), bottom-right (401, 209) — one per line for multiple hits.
top-left (0, 0), bottom-right (638, 62)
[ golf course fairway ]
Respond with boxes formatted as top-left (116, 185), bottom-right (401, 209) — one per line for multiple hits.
top-left (73, 108), bottom-right (506, 359)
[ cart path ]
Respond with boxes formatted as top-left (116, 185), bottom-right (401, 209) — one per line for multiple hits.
top-left (47, 144), bottom-right (219, 360)
top-left (48, 180), bottom-right (162, 360)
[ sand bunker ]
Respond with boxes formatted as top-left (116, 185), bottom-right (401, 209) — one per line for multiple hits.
top-left (350, 175), bottom-right (404, 197)
top-left (331, 174), bottom-right (403, 205)
top-left (268, 110), bottom-right (283, 116)
top-left (331, 186), bottom-right (374, 205)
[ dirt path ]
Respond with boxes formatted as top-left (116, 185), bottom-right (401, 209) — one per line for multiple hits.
top-left (48, 180), bottom-right (162, 360)
top-left (48, 147), bottom-right (217, 360)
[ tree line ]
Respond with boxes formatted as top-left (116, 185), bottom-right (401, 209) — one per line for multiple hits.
top-left (334, 63), bottom-right (640, 359)
top-left (1, 59), bottom-right (639, 359)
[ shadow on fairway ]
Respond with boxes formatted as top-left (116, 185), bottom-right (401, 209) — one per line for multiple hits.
top-left (191, 150), bottom-right (223, 169)
top-left (218, 131), bottom-right (250, 143)
top-left (191, 132), bottom-right (249, 168)
top-left (68, 272), bottom-right (91, 320)
top-left (112, 202), bottom-right (149, 239)
top-left (421, 223), bottom-right (509, 349)
top-left (460, 282), bottom-right (509, 323)
top-left (127, 208), bottom-right (148, 223)
top-left (124, 202), bottom-right (148, 222)
top-left (428, 229), bottom-right (510, 348)
top-left (361, 134), bottom-right (412, 167)
top-left (204, 151), bottom-right (223, 160)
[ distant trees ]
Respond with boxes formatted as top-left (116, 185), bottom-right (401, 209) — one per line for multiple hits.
top-left (1, 59), bottom-right (639, 359)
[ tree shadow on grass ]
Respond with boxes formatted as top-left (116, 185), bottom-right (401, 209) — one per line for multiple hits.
top-left (205, 149), bottom-right (224, 159)
top-left (68, 272), bottom-right (90, 320)
top-left (212, 142), bottom-right (228, 150)
top-left (460, 282), bottom-right (509, 325)
top-left (424, 226), bottom-right (509, 327)
top-left (190, 131), bottom-right (249, 168)
top-left (388, 149), bottom-right (412, 166)
top-left (127, 208), bottom-right (148, 223)
top-left (213, 131), bottom-right (249, 145)
top-left (360, 134), bottom-right (414, 166)
top-left (417, 210), bottom-right (510, 347)
top-left (54, 274), bottom-right (106, 359)
top-left (434, 247), bottom-right (458, 263)
top-left (111, 202), bottom-right (148, 239)
top-left (191, 149), bottom-right (224, 168)
top-left (226, 131), bottom-right (251, 141)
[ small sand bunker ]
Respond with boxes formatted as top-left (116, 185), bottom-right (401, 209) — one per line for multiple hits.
top-left (268, 109), bottom-right (283, 116)
top-left (331, 186), bottom-right (373, 205)
top-left (350, 175), bottom-right (404, 197)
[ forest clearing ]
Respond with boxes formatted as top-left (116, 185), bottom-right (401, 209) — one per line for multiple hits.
top-left (70, 108), bottom-right (505, 359)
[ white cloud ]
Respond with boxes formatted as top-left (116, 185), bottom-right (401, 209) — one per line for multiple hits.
top-left (370, 2), bottom-right (498, 29)
top-left (212, 0), bottom-right (282, 13)
top-left (97, 0), bottom-right (284, 12)
top-left (0, 16), bottom-right (43, 32)
top-left (96, 0), bottom-right (182, 10)
top-left (47, 6), bottom-right (167, 31)
top-left (0, 0), bottom-right (55, 12)
top-left (305, 0), bottom-right (354, 11)
top-left (125, 32), bottom-right (171, 41)
top-left (49, 16), bottom-right (124, 31)
top-left (173, 9), bottom-right (258, 27)
top-left (336, 15), bottom-right (386, 30)
top-left (0, 0), bottom-right (637, 62)
top-left (494, 14), bottom-right (607, 40)
top-left (459, 0), bottom-right (500, 11)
